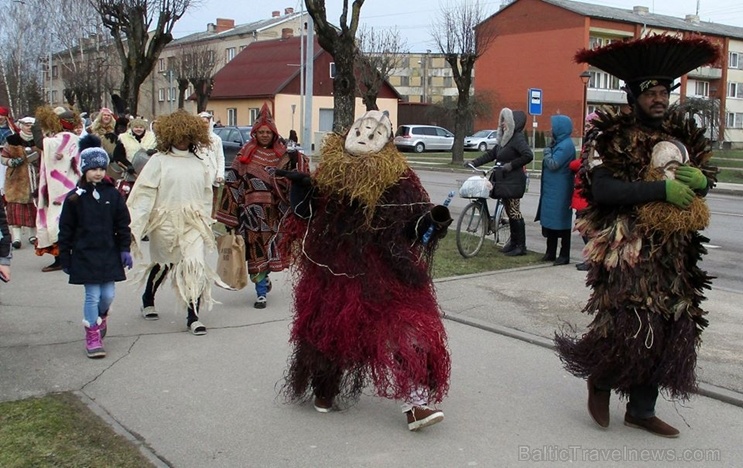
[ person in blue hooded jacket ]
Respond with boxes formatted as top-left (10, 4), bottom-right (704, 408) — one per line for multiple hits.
top-left (535, 115), bottom-right (575, 265)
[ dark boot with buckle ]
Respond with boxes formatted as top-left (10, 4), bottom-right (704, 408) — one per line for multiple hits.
top-left (500, 219), bottom-right (518, 253)
top-left (587, 376), bottom-right (610, 428)
top-left (504, 218), bottom-right (526, 256)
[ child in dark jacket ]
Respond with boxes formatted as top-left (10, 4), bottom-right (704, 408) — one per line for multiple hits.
top-left (58, 141), bottom-right (132, 358)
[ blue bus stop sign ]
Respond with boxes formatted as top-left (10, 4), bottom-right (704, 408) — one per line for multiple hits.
top-left (528, 88), bottom-right (542, 116)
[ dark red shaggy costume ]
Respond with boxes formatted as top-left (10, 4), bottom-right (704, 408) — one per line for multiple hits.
top-left (280, 144), bottom-right (450, 405)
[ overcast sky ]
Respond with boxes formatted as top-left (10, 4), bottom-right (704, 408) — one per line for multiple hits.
top-left (174, 0), bottom-right (743, 52)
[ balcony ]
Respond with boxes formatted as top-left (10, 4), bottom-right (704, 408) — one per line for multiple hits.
top-left (687, 66), bottom-right (722, 80)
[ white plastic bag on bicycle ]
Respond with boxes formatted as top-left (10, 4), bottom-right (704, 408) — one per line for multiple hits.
top-left (459, 175), bottom-right (492, 199)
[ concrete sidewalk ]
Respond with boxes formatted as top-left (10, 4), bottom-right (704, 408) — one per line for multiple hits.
top-left (1, 247), bottom-right (743, 467)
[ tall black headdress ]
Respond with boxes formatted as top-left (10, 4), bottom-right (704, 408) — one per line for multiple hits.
top-left (575, 34), bottom-right (720, 104)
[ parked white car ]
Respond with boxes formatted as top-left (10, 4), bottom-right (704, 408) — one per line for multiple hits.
top-left (464, 129), bottom-right (498, 152)
top-left (394, 124), bottom-right (454, 153)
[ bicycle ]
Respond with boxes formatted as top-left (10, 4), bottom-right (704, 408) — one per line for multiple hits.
top-left (455, 164), bottom-right (510, 258)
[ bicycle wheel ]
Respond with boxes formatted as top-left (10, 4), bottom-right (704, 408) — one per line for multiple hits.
top-left (456, 200), bottom-right (487, 258)
top-left (493, 202), bottom-right (510, 247)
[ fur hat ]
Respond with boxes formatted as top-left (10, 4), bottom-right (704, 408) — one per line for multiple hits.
top-left (129, 117), bottom-right (147, 128)
top-left (80, 147), bottom-right (109, 173)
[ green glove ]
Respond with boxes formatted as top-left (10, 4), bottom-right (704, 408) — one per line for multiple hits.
top-left (675, 165), bottom-right (707, 190)
top-left (665, 179), bottom-right (695, 208)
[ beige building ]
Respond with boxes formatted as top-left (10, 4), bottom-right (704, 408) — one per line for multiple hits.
top-left (387, 52), bottom-right (467, 104)
top-left (141, 8), bottom-right (304, 118)
top-left (44, 8), bottom-right (305, 119)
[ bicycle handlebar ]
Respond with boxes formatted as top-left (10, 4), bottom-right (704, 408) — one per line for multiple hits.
top-left (467, 162), bottom-right (501, 176)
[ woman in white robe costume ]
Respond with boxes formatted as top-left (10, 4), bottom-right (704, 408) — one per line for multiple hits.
top-left (126, 110), bottom-right (217, 335)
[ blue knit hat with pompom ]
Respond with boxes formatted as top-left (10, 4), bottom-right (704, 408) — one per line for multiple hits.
top-left (80, 147), bottom-right (109, 173)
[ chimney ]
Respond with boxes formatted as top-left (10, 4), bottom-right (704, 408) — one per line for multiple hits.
top-left (281, 28), bottom-right (293, 39)
top-left (215, 18), bottom-right (235, 33)
top-left (272, 10), bottom-right (280, 17)
top-left (633, 6), bottom-right (649, 15)
top-left (285, 7), bottom-right (294, 15)
top-left (207, 23), bottom-right (216, 33)
top-left (685, 14), bottom-right (700, 24)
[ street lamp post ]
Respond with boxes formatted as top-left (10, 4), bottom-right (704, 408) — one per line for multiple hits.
top-left (579, 70), bottom-right (591, 141)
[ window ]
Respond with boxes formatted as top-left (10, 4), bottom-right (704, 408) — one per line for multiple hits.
top-left (225, 47), bottom-right (236, 62)
top-left (227, 108), bottom-right (237, 126)
top-left (158, 88), bottom-right (165, 102)
top-left (588, 71), bottom-right (621, 90)
top-left (726, 112), bottom-right (743, 128)
top-left (694, 81), bottom-right (709, 97)
top-left (239, 45), bottom-right (247, 51)
top-left (158, 58), bottom-right (165, 72)
top-left (399, 75), bottom-right (409, 86)
top-left (589, 36), bottom-right (619, 50)
top-left (249, 108), bottom-right (260, 124)
top-left (52, 65), bottom-right (58, 78)
top-left (51, 90), bottom-right (58, 103)
top-left (329, 62), bottom-right (336, 79)
top-left (443, 76), bottom-right (453, 87)
top-left (729, 52), bottom-right (739, 69)
top-left (400, 57), bottom-right (409, 68)
top-left (728, 82), bottom-right (743, 98)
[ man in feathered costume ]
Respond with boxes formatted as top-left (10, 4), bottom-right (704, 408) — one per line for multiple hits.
top-left (278, 110), bottom-right (452, 431)
top-left (555, 35), bottom-right (720, 438)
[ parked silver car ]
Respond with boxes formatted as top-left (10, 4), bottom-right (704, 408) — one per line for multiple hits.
top-left (464, 129), bottom-right (498, 152)
top-left (394, 124), bottom-right (454, 153)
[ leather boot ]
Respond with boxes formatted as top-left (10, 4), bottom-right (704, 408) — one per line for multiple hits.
top-left (587, 376), bottom-right (610, 428)
top-left (624, 413), bottom-right (679, 438)
top-left (553, 233), bottom-right (571, 265)
top-left (504, 218), bottom-right (526, 256)
top-left (541, 235), bottom-right (557, 261)
top-left (500, 219), bottom-right (518, 253)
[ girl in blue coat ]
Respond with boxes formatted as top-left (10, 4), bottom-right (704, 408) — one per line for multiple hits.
top-left (535, 114), bottom-right (575, 265)
top-left (58, 141), bottom-right (132, 358)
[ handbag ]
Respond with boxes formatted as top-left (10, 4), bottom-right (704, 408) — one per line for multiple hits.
top-left (491, 167), bottom-right (527, 199)
top-left (216, 232), bottom-right (248, 290)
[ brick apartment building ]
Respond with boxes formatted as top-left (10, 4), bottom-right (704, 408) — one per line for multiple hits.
top-left (475, 0), bottom-right (743, 147)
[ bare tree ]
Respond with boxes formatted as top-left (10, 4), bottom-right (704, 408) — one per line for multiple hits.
top-left (355, 26), bottom-right (407, 111)
top-left (432, 0), bottom-right (496, 163)
top-left (91, 0), bottom-right (195, 114)
top-left (305, 0), bottom-right (364, 133)
top-left (171, 42), bottom-right (221, 112)
top-left (0, 0), bottom-right (48, 116)
top-left (670, 97), bottom-right (722, 147)
top-left (42, 0), bottom-right (115, 112)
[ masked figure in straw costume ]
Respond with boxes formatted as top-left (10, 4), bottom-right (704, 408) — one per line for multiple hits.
top-left (34, 106), bottom-right (82, 272)
top-left (278, 110), bottom-right (452, 431)
top-left (554, 34), bottom-right (720, 438)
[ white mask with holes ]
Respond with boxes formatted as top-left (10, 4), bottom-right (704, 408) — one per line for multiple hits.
top-left (344, 110), bottom-right (392, 156)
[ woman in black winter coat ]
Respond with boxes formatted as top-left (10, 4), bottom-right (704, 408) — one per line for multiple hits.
top-left (467, 108), bottom-right (534, 255)
top-left (58, 146), bottom-right (132, 358)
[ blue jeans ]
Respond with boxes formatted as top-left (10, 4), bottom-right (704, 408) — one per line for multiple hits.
top-left (83, 282), bottom-right (115, 326)
top-left (255, 275), bottom-right (270, 297)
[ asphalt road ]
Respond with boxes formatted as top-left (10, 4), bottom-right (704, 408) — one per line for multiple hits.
top-left (418, 168), bottom-right (743, 292)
